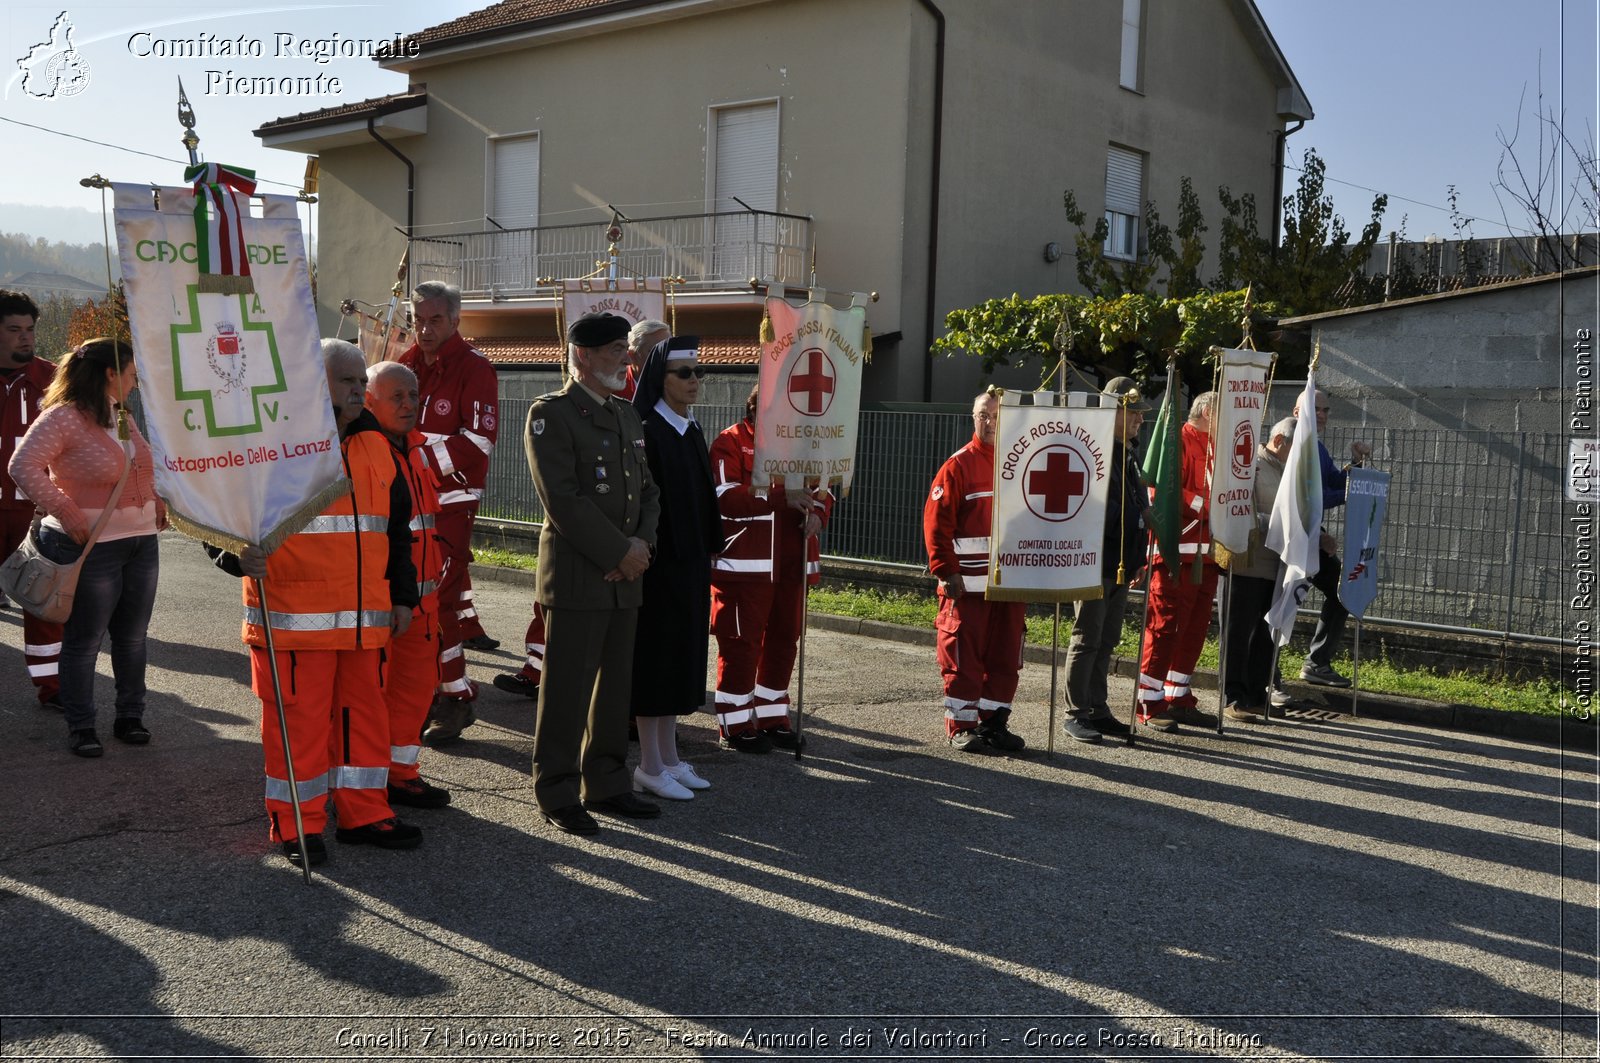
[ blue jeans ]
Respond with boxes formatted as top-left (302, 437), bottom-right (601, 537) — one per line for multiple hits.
top-left (42, 530), bottom-right (160, 732)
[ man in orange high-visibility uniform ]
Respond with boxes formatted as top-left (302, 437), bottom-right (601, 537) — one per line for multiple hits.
top-left (923, 390), bottom-right (1027, 753)
top-left (367, 360), bottom-right (451, 810)
top-left (708, 384), bottom-right (832, 753)
top-left (214, 340), bottom-right (422, 867)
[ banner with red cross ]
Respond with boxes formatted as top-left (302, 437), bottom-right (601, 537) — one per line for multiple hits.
top-left (753, 288), bottom-right (869, 495)
top-left (1211, 348), bottom-right (1274, 553)
top-left (561, 277), bottom-right (666, 335)
top-left (986, 391), bottom-right (1118, 603)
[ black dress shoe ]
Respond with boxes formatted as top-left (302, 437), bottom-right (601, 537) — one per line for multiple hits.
top-left (282, 834), bottom-right (327, 867)
top-left (492, 672), bottom-right (539, 699)
top-left (69, 729), bottom-right (104, 757)
top-left (584, 791), bottom-right (661, 819)
top-left (463, 633), bottom-right (501, 651)
top-left (542, 804), bottom-right (599, 835)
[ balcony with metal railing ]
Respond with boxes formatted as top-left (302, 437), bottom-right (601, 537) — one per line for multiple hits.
top-left (410, 209), bottom-right (814, 300)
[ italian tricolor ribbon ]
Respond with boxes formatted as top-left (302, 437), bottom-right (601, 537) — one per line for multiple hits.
top-left (185, 162), bottom-right (258, 292)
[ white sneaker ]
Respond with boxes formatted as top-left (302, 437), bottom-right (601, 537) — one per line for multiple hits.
top-left (662, 761), bottom-right (711, 790)
top-left (633, 767), bottom-right (694, 800)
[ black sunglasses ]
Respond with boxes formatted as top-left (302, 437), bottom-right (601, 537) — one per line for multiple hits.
top-left (666, 366), bottom-right (708, 380)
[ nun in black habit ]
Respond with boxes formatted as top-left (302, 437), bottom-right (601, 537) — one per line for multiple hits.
top-left (629, 336), bottom-right (723, 800)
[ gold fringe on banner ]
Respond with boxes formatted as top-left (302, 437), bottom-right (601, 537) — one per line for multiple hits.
top-left (164, 477), bottom-right (351, 555)
top-left (759, 310), bottom-right (773, 345)
top-left (197, 274), bottom-right (256, 296)
top-left (862, 323), bottom-right (872, 360)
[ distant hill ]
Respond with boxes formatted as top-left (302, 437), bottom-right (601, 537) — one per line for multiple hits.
top-left (0, 229), bottom-right (119, 291)
top-left (0, 203), bottom-right (116, 247)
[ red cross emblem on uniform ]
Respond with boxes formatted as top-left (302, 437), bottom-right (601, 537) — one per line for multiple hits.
top-left (1023, 445), bottom-right (1089, 522)
top-left (786, 347), bottom-right (836, 417)
top-left (1231, 420), bottom-right (1255, 478)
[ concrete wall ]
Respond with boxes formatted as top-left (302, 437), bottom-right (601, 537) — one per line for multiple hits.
top-left (1299, 273), bottom-right (1596, 435)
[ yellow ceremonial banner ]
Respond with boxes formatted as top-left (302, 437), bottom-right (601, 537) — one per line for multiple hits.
top-left (752, 289), bottom-right (868, 495)
top-left (987, 391), bottom-right (1118, 603)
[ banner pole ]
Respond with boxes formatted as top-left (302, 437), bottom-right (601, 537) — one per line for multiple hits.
top-left (1125, 537), bottom-right (1157, 747)
top-left (1046, 604), bottom-right (1060, 758)
top-left (1351, 619), bottom-right (1362, 719)
top-left (253, 576), bottom-right (312, 885)
top-left (1216, 569), bottom-right (1231, 734)
top-left (792, 512), bottom-right (812, 761)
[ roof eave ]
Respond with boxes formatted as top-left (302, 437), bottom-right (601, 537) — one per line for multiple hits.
top-left (256, 99), bottom-right (428, 154)
top-left (380, 0), bottom-right (770, 73)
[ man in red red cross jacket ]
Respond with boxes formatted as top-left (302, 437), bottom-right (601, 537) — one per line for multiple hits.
top-left (397, 281), bottom-right (499, 744)
top-left (0, 289), bottom-right (63, 709)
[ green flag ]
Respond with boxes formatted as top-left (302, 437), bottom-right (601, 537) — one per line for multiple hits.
top-left (1141, 369), bottom-right (1181, 575)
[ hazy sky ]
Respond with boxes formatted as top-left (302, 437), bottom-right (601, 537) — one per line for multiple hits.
top-left (1, 1), bottom-right (1596, 245)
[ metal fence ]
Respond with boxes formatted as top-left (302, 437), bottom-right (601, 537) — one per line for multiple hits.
top-left (482, 398), bottom-right (1573, 641)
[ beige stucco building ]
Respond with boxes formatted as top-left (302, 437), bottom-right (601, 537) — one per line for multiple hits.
top-left (257, 0), bottom-right (1310, 402)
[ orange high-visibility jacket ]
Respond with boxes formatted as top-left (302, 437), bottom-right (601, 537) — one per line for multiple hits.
top-left (397, 428), bottom-right (443, 618)
top-left (242, 419), bottom-right (408, 650)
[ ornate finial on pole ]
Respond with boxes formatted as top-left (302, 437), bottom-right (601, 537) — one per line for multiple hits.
top-left (1311, 331), bottom-right (1322, 372)
top-left (1239, 283), bottom-right (1256, 349)
top-left (177, 78), bottom-right (200, 167)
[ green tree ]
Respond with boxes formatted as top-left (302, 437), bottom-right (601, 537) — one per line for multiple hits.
top-left (931, 288), bottom-right (1277, 396)
top-left (1062, 176), bottom-right (1207, 300)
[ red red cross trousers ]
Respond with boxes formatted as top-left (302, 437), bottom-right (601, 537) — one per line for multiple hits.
top-left (1026, 447), bottom-right (1087, 520)
top-left (787, 348), bottom-right (835, 416)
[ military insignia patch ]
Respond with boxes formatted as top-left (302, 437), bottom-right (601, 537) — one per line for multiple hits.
top-left (531, 418), bottom-right (545, 436)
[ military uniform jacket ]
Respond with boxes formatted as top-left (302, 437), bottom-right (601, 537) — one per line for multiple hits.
top-left (526, 381), bottom-right (660, 610)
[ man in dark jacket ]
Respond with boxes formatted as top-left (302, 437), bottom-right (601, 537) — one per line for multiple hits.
top-left (1061, 377), bottom-right (1150, 743)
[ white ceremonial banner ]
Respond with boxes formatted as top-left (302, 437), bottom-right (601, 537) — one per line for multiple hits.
top-left (1212, 348), bottom-right (1274, 553)
top-left (113, 184), bottom-right (344, 552)
top-left (987, 392), bottom-right (1118, 603)
top-left (1340, 467), bottom-right (1392, 619)
top-left (562, 278), bottom-right (665, 331)
top-left (753, 289), bottom-right (868, 494)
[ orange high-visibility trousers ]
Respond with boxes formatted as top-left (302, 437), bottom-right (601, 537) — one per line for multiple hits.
top-left (251, 645), bottom-right (392, 842)
top-left (382, 614), bottom-right (441, 783)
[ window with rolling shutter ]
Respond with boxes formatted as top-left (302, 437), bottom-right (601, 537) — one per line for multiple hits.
top-left (1103, 145), bottom-right (1144, 260)
top-left (491, 133), bottom-right (540, 226)
top-left (488, 133), bottom-right (539, 289)
top-left (710, 101), bottom-right (779, 279)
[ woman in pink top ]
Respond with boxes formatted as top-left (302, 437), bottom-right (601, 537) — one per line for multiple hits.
top-left (9, 338), bottom-right (165, 757)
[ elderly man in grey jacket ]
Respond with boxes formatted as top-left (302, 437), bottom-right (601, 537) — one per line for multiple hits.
top-left (1218, 416), bottom-right (1294, 720)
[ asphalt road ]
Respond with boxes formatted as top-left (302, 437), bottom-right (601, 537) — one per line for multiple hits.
top-left (0, 533), bottom-right (1595, 1061)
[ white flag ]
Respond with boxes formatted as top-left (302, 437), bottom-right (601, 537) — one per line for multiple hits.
top-left (1264, 373), bottom-right (1324, 645)
top-left (1211, 348), bottom-right (1273, 552)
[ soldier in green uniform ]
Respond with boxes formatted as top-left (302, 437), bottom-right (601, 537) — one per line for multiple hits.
top-left (526, 312), bottom-right (662, 835)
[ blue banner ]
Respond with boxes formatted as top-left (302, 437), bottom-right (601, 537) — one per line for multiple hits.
top-left (1340, 467), bottom-right (1392, 619)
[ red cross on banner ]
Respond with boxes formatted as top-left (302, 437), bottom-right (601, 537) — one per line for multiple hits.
top-left (1235, 431), bottom-right (1253, 470)
top-left (1024, 447), bottom-right (1087, 521)
top-left (787, 348), bottom-right (836, 416)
